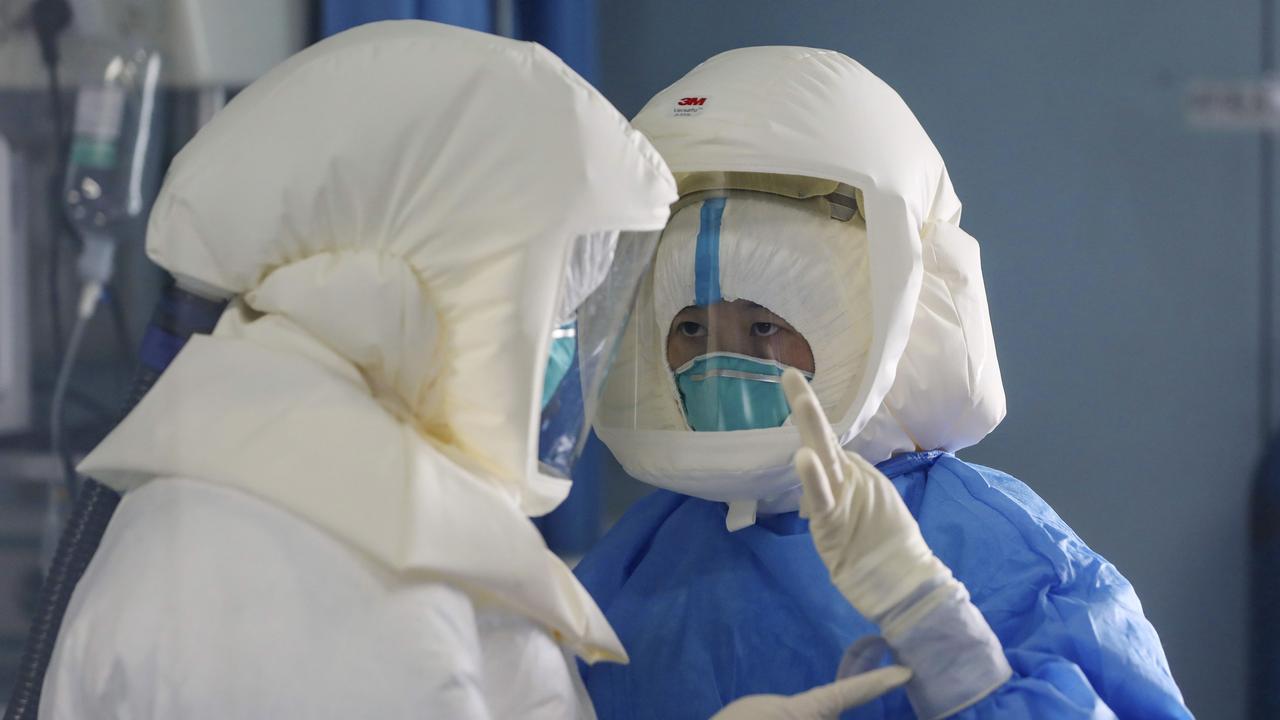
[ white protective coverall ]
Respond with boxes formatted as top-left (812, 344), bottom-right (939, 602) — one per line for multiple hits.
top-left (39, 21), bottom-right (676, 719)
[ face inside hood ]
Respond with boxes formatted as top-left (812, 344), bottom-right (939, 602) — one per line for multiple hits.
top-left (593, 47), bottom-right (1004, 527)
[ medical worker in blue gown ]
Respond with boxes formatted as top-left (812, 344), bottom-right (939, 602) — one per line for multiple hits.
top-left (577, 47), bottom-right (1193, 719)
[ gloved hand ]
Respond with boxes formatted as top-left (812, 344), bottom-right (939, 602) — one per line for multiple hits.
top-left (781, 369), bottom-right (947, 623)
top-left (710, 665), bottom-right (912, 720)
top-left (781, 369), bottom-right (1012, 720)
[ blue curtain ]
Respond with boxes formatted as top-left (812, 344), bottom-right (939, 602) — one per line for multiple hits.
top-left (318, 0), bottom-right (599, 84)
top-left (516, 0), bottom-right (599, 82)
top-left (321, 0), bottom-right (494, 35)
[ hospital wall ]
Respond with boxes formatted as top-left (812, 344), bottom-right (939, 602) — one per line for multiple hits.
top-left (598, 2), bottom-right (1274, 718)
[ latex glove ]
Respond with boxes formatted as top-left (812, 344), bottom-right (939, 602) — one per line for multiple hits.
top-left (782, 369), bottom-right (1012, 719)
top-left (710, 665), bottom-right (912, 720)
top-left (781, 368), bottom-right (945, 622)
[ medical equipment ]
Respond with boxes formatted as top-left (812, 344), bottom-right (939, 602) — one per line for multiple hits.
top-left (50, 30), bottom-right (162, 500)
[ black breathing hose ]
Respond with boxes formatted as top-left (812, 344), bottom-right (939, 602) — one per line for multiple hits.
top-left (5, 284), bottom-right (226, 720)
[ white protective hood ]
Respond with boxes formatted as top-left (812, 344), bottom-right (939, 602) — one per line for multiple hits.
top-left (596, 46), bottom-right (1004, 527)
top-left (79, 21), bottom-right (675, 661)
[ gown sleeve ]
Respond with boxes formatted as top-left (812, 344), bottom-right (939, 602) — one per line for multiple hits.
top-left (908, 457), bottom-right (1192, 719)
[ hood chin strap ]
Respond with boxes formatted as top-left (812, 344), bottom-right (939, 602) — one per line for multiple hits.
top-left (726, 501), bottom-right (759, 531)
top-left (726, 484), bottom-right (806, 532)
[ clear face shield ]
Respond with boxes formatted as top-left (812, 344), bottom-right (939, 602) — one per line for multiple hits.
top-left (596, 172), bottom-right (868, 442)
top-left (536, 229), bottom-right (662, 481)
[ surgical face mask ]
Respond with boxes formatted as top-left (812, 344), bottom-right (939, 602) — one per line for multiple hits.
top-left (542, 324), bottom-right (577, 409)
top-left (674, 351), bottom-right (813, 432)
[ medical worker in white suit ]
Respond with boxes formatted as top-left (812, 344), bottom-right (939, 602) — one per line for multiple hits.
top-left (38, 22), bottom-right (913, 720)
top-left (38, 20), bottom-right (675, 719)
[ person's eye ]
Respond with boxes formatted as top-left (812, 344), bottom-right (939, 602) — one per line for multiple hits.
top-left (751, 322), bottom-right (779, 337)
top-left (679, 321), bottom-right (707, 337)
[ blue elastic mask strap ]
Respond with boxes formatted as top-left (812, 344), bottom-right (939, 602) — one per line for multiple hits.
top-left (695, 197), bottom-right (726, 305)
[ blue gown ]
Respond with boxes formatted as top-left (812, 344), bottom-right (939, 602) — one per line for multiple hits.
top-left (576, 452), bottom-right (1192, 719)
